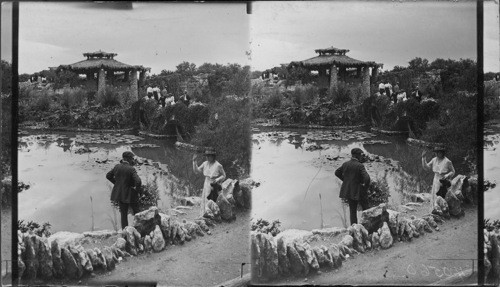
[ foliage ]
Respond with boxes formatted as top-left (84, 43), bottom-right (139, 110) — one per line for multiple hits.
top-left (111, 177), bottom-right (160, 212)
top-left (284, 66), bottom-right (314, 87)
top-left (18, 220), bottom-right (52, 237)
top-left (190, 97), bottom-right (251, 178)
top-left (485, 80), bottom-right (500, 121)
top-left (58, 87), bottom-right (88, 109)
top-left (97, 85), bottom-right (124, 107)
top-left (1, 94), bottom-right (12, 178)
top-left (485, 219), bottom-right (500, 232)
top-left (251, 218), bottom-right (282, 236)
top-left (53, 70), bottom-right (79, 89)
top-left (1, 60), bottom-right (12, 93)
top-left (366, 173), bottom-right (391, 208)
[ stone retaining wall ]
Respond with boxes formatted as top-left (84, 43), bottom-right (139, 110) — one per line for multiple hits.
top-left (251, 175), bottom-right (475, 283)
top-left (138, 131), bottom-right (177, 139)
top-left (18, 179), bottom-right (252, 282)
top-left (370, 127), bottom-right (408, 136)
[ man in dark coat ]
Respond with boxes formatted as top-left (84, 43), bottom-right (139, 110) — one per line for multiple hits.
top-left (106, 151), bottom-right (142, 229)
top-left (335, 148), bottom-right (371, 225)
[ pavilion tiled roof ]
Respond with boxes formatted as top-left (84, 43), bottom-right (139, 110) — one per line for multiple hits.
top-left (289, 53), bottom-right (379, 69)
top-left (58, 51), bottom-right (150, 72)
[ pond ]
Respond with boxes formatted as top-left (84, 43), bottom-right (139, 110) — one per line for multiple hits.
top-left (18, 131), bottom-right (201, 233)
top-left (251, 126), bottom-right (438, 231)
top-left (485, 120), bottom-right (500, 220)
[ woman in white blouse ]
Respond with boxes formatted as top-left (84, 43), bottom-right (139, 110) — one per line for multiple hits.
top-left (192, 148), bottom-right (226, 216)
top-left (421, 146), bottom-right (455, 211)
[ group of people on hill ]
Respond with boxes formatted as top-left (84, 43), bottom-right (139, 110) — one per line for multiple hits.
top-left (107, 148), bottom-right (226, 229)
top-left (377, 81), bottom-right (424, 104)
top-left (144, 86), bottom-right (191, 108)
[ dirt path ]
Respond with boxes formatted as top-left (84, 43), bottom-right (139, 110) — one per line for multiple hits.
top-left (82, 210), bottom-right (251, 286)
top-left (264, 206), bottom-right (477, 286)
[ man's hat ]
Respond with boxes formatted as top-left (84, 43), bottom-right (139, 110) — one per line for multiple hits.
top-left (433, 145), bottom-right (446, 152)
top-left (351, 148), bottom-right (363, 156)
top-left (204, 148), bottom-right (216, 156)
top-left (122, 151), bottom-right (135, 159)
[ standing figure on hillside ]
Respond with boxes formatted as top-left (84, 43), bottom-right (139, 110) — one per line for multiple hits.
top-left (421, 146), bottom-right (455, 212)
top-left (411, 84), bottom-right (423, 103)
top-left (147, 86), bottom-right (154, 99)
top-left (192, 148), bottom-right (226, 217)
top-left (384, 81), bottom-right (393, 101)
top-left (181, 89), bottom-right (191, 107)
top-left (106, 151), bottom-right (142, 229)
top-left (378, 82), bottom-right (386, 95)
top-left (335, 148), bottom-right (371, 225)
top-left (153, 86), bottom-right (161, 104)
top-left (393, 82), bottom-right (400, 104)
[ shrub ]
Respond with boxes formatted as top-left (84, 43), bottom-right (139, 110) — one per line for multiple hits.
top-left (251, 218), bottom-right (282, 236)
top-left (97, 85), bottom-right (122, 107)
top-left (485, 80), bottom-right (500, 121)
top-left (366, 173), bottom-right (391, 208)
top-left (34, 90), bottom-right (52, 111)
top-left (59, 87), bottom-right (87, 109)
top-left (18, 220), bottom-right (52, 237)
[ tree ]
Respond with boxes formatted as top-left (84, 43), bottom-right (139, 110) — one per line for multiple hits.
top-left (408, 57), bottom-right (429, 72)
top-left (175, 61), bottom-right (197, 80)
top-left (1, 60), bottom-right (12, 94)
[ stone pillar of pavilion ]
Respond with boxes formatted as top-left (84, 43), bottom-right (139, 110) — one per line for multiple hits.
top-left (357, 67), bottom-right (362, 78)
top-left (129, 69), bottom-right (138, 101)
top-left (329, 64), bottom-right (338, 95)
top-left (362, 66), bottom-right (371, 98)
top-left (139, 71), bottom-right (146, 87)
top-left (371, 66), bottom-right (379, 84)
top-left (98, 68), bottom-right (106, 96)
top-left (124, 70), bottom-right (130, 82)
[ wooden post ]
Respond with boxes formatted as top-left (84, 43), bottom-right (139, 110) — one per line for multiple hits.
top-left (329, 64), bottom-right (338, 95)
top-left (97, 68), bottom-right (106, 97)
top-left (362, 66), bottom-right (370, 98)
top-left (129, 69), bottom-right (138, 101)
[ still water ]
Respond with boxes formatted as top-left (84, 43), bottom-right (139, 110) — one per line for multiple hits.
top-left (18, 131), bottom-right (198, 233)
top-left (251, 127), bottom-right (433, 231)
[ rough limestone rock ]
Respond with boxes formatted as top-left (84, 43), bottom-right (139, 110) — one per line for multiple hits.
top-left (412, 218), bottom-right (432, 235)
top-left (287, 242), bottom-right (305, 275)
top-left (276, 236), bottom-right (291, 275)
top-left (313, 246), bottom-right (329, 268)
top-left (329, 244), bottom-right (343, 268)
top-left (254, 232), bottom-right (279, 280)
top-left (159, 213), bottom-right (172, 240)
top-left (133, 206), bottom-right (161, 237)
top-left (102, 246), bottom-right (116, 271)
top-left (445, 190), bottom-right (464, 218)
top-left (349, 224), bottom-right (370, 252)
top-left (68, 244), bottom-right (86, 276)
top-left (122, 226), bottom-right (141, 255)
top-left (48, 231), bottom-right (84, 248)
top-left (422, 215), bottom-right (439, 229)
top-left (114, 237), bottom-right (127, 251)
top-left (371, 232), bottom-right (380, 249)
top-left (360, 203), bottom-right (389, 234)
top-left (312, 227), bottom-right (347, 237)
top-left (194, 219), bottom-right (210, 232)
top-left (180, 196), bottom-right (202, 207)
top-left (205, 200), bottom-right (222, 222)
top-left (387, 209), bottom-right (400, 236)
top-left (489, 236), bottom-right (500, 282)
top-left (378, 222), bottom-right (393, 249)
top-left (111, 246), bottom-right (125, 259)
top-left (18, 257), bottom-right (26, 279)
top-left (238, 179), bottom-right (252, 209)
top-left (183, 221), bottom-right (204, 238)
top-left (217, 193), bottom-right (236, 221)
top-left (83, 230), bottom-right (117, 239)
top-left (340, 234), bottom-right (354, 248)
top-left (485, 256), bottom-right (492, 280)
top-left (86, 249), bottom-right (99, 270)
top-left (303, 243), bottom-right (320, 271)
top-left (38, 236), bottom-right (53, 279)
top-left (275, 229), bottom-right (314, 243)
top-left (22, 234), bottom-right (37, 279)
top-left (294, 242), bottom-right (310, 276)
top-left (51, 240), bottom-right (64, 278)
top-left (144, 235), bottom-right (153, 252)
top-left (435, 196), bottom-right (450, 218)
top-left (94, 248), bottom-right (107, 270)
top-left (61, 247), bottom-right (81, 279)
top-left (152, 225), bottom-right (166, 252)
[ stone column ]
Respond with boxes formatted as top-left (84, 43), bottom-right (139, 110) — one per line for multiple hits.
top-left (124, 70), bottom-right (130, 82)
top-left (97, 68), bottom-right (106, 97)
top-left (129, 69), bottom-right (138, 101)
top-left (139, 71), bottom-right (146, 87)
top-left (362, 66), bottom-right (370, 98)
top-left (371, 67), bottom-right (379, 84)
top-left (329, 64), bottom-right (338, 95)
top-left (357, 67), bottom-right (362, 78)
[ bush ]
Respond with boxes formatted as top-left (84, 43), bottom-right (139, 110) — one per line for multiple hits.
top-left (59, 87), bottom-right (87, 109)
top-left (485, 80), bottom-right (500, 121)
top-left (251, 218), bottom-right (282, 236)
top-left (97, 85), bottom-right (122, 107)
top-left (34, 90), bottom-right (52, 111)
top-left (366, 173), bottom-right (391, 208)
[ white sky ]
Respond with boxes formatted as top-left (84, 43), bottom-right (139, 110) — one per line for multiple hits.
top-left (250, 1), bottom-right (480, 71)
top-left (17, 2), bottom-right (250, 74)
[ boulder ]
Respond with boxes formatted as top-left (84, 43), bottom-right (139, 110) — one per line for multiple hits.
top-left (360, 203), bottom-right (389, 234)
top-left (122, 226), bottom-right (141, 256)
top-left (183, 221), bottom-right (204, 238)
top-left (303, 243), bottom-right (320, 271)
top-left (412, 218), bottom-right (432, 235)
top-left (329, 244), bottom-right (343, 268)
top-left (102, 247), bottom-right (116, 271)
top-left (48, 231), bottom-right (84, 248)
top-left (287, 242), bottom-right (305, 275)
top-left (371, 232), bottom-right (380, 249)
top-left (237, 179), bottom-right (252, 209)
top-left (349, 224), bottom-right (370, 252)
top-left (133, 206), bottom-right (161, 237)
top-left (180, 196), bottom-right (202, 207)
top-left (275, 229), bottom-right (314, 244)
top-left (68, 244), bottom-right (87, 276)
top-left (114, 237), bottom-right (127, 251)
top-left (216, 193), bottom-right (236, 221)
top-left (313, 246), bottom-right (329, 268)
top-left (22, 235), bottom-right (38, 279)
top-left (254, 232), bottom-right (279, 280)
top-left (111, 246), bottom-right (125, 258)
top-left (488, 236), bottom-right (500, 282)
top-left (152, 225), bottom-right (166, 252)
top-left (423, 215), bottom-right (439, 229)
top-left (94, 248), bottom-right (107, 270)
top-left (294, 242), bottom-right (310, 276)
top-left (435, 196), bottom-right (450, 219)
top-left (144, 235), bottom-right (153, 252)
top-left (18, 257), bottom-right (26, 279)
top-left (340, 234), bottom-right (354, 248)
top-left (445, 190), bottom-right (464, 218)
top-left (205, 200), bottom-right (222, 222)
top-left (194, 219), bottom-right (210, 232)
top-left (51, 240), bottom-right (64, 278)
top-left (61, 247), bottom-right (81, 279)
top-left (159, 213), bottom-right (172, 240)
top-left (276, 236), bottom-right (290, 275)
top-left (86, 249), bottom-right (100, 270)
top-left (378, 222), bottom-right (393, 249)
top-left (387, 209), bottom-right (400, 236)
top-left (37, 236), bottom-right (53, 279)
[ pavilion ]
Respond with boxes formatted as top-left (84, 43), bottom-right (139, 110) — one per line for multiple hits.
top-left (57, 50), bottom-right (150, 100)
top-left (288, 46), bottom-right (382, 98)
